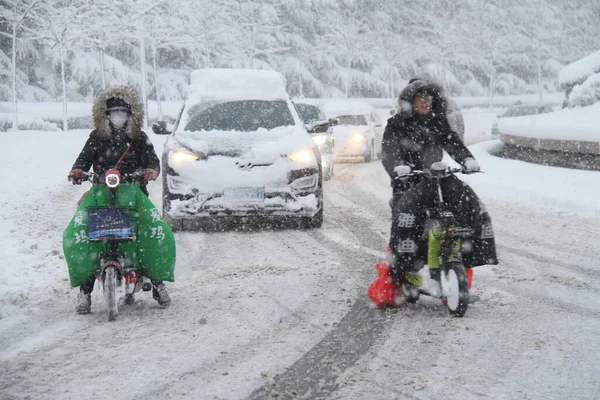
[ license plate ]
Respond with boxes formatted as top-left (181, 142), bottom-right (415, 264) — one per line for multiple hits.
top-left (223, 187), bottom-right (264, 202)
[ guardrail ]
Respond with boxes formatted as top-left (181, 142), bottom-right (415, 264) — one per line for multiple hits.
top-left (497, 132), bottom-right (600, 171)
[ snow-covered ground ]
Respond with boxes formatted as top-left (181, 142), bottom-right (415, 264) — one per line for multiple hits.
top-left (1, 108), bottom-right (599, 399)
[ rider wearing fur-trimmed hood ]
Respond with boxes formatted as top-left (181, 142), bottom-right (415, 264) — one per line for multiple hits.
top-left (382, 79), bottom-right (470, 180)
top-left (397, 79), bottom-right (448, 118)
top-left (69, 86), bottom-right (160, 196)
top-left (381, 78), bottom-right (498, 277)
top-left (92, 86), bottom-right (144, 140)
top-left (67, 87), bottom-right (169, 314)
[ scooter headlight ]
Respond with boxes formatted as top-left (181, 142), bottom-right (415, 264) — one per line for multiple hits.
top-left (104, 169), bottom-right (121, 188)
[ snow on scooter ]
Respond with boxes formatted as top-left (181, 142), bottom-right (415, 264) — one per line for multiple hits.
top-left (63, 169), bottom-right (176, 321)
top-left (368, 162), bottom-right (476, 317)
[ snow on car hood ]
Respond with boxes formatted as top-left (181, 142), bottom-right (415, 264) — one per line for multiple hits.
top-left (169, 125), bottom-right (317, 193)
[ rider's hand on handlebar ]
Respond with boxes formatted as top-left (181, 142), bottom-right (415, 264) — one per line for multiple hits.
top-left (143, 168), bottom-right (159, 184)
top-left (68, 169), bottom-right (84, 185)
top-left (393, 165), bottom-right (411, 178)
top-left (463, 158), bottom-right (480, 173)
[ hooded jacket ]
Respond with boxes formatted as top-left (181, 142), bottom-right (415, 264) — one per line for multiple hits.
top-left (381, 80), bottom-right (472, 182)
top-left (72, 87), bottom-right (160, 185)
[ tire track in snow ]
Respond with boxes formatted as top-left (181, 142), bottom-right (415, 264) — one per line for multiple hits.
top-left (131, 218), bottom-right (385, 399)
top-left (245, 164), bottom-right (447, 400)
top-left (245, 298), bottom-right (393, 400)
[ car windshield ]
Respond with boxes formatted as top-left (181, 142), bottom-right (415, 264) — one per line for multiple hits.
top-left (502, 106), bottom-right (540, 117)
top-left (184, 100), bottom-right (294, 132)
top-left (336, 115), bottom-right (367, 125)
top-left (296, 104), bottom-right (324, 124)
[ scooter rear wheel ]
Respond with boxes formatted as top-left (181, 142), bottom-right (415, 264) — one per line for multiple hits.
top-left (442, 263), bottom-right (469, 317)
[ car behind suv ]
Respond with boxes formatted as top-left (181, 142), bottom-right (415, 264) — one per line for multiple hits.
top-left (294, 101), bottom-right (335, 180)
top-left (153, 69), bottom-right (323, 230)
top-left (323, 100), bottom-right (384, 162)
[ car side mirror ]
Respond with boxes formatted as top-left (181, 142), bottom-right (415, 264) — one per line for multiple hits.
top-left (328, 118), bottom-right (339, 126)
top-left (152, 120), bottom-right (171, 135)
top-left (308, 121), bottom-right (329, 134)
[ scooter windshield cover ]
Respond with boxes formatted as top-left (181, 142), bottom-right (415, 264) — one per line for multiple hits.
top-left (87, 208), bottom-right (133, 240)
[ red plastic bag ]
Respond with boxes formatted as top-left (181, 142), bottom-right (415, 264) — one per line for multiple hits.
top-left (368, 263), bottom-right (400, 308)
top-left (466, 268), bottom-right (473, 290)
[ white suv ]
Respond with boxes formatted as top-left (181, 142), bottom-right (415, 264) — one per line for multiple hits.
top-left (153, 69), bottom-right (323, 230)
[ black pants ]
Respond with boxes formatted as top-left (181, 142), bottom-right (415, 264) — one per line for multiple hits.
top-left (388, 175), bottom-right (497, 278)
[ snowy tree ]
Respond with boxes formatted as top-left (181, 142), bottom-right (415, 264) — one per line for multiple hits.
top-left (107, 0), bottom-right (168, 128)
top-left (187, 1), bottom-right (237, 68)
top-left (508, 1), bottom-right (572, 103)
top-left (0, 0), bottom-right (47, 130)
top-left (24, 0), bottom-right (89, 131)
top-left (318, 0), bottom-right (372, 98)
top-left (276, 1), bottom-right (322, 97)
top-left (467, 0), bottom-right (522, 107)
top-left (138, 0), bottom-right (195, 119)
top-left (221, 0), bottom-right (289, 70)
top-left (75, 0), bottom-right (123, 92)
top-left (2, 0), bottom-right (600, 109)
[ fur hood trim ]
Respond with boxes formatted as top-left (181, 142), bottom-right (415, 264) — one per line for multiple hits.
top-left (92, 87), bottom-right (144, 140)
top-left (397, 80), bottom-right (448, 117)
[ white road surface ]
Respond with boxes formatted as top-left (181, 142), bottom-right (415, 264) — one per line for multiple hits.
top-left (1, 109), bottom-right (599, 400)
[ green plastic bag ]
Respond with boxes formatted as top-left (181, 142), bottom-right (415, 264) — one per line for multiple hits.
top-left (63, 184), bottom-right (176, 287)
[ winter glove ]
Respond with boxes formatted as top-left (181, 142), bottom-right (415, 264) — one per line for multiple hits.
top-left (68, 169), bottom-right (84, 185)
top-left (143, 168), bottom-right (159, 184)
top-left (463, 158), bottom-right (480, 173)
top-left (393, 165), bottom-right (411, 178)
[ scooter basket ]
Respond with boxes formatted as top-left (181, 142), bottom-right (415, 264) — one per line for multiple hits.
top-left (87, 207), bottom-right (134, 241)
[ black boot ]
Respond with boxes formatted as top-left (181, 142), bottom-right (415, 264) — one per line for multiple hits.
top-left (152, 281), bottom-right (171, 306)
top-left (75, 282), bottom-right (93, 314)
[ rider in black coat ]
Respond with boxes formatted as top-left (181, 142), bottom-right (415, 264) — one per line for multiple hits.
top-left (381, 80), bottom-right (498, 280)
top-left (69, 87), bottom-right (160, 196)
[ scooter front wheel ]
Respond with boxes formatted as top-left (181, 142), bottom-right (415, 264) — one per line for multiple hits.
top-left (442, 263), bottom-right (469, 317)
top-left (103, 267), bottom-right (119, 321)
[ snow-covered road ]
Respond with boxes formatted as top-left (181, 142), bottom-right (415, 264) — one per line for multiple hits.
top-left (1, 111), bottom-right (599, 399)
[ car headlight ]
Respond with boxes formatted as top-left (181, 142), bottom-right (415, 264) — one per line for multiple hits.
top-left (312, 135), bottom-right (327, 146)
top-left (167, 175), bottom-right (189, 193)
top-left (290, 174), bottom-right (318, 191)
top-left (170, 149), bottom-right (199, 166)
top-left (288, 149), bottom-right (316, 164)
top-left (352, 132), bottom-right (365, 143)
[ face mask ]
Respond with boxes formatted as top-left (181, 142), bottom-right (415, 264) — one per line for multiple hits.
top-left (108, 111), bottom-right (129, 129)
